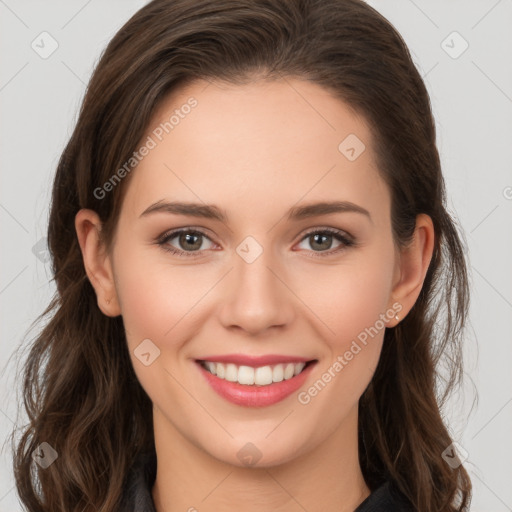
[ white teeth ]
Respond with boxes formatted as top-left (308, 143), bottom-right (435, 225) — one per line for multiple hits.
top-left (205, 361), bottom-right (216, 375)
top-left (255, 366), bottom-right (273, 385)
top-left (284, 363), bottom-right (295, 380)
top-left (272, 364), bottom-right (284, 382)
top-left (216, 363), bottom-right (225, 379)
top-left (238, 365), bottom-right (255, 385)
top-left (201, 361), bottom-right (308, 386)
top-left (225, 363), bottom-right (238, 382)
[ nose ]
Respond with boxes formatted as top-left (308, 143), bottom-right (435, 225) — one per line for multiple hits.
top-left (218, 244), bottom-right (295, 336)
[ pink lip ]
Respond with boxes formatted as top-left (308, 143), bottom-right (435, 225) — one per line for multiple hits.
top-left (195, 360), bottom-right (317, 408)
top-left (196, 354), bottom-right (313, 367)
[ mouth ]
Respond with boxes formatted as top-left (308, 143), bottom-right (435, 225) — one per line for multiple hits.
top-left (196, 359), bottom-right (317, 387)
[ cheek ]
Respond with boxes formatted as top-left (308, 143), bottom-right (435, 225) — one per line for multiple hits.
top-left (294, 251), bottom-right (394, 416)
top-left (113, 243), bottom-right (207, 342)
top-left (113, 247), bottom-right (206, 403)
top-left (113, 243), bottom-right (224, 400)
top-left (294, 246), bottom-right (395, 349)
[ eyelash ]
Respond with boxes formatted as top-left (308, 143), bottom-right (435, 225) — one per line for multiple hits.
top-left (156, 227), bottom-right (355, 258)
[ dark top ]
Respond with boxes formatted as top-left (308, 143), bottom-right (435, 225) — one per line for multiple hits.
top-left (120, 450), bottom-right (415, 511)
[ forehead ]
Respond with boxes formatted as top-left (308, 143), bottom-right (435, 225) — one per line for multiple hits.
top-left (120, 77), bottom-right (389, 224)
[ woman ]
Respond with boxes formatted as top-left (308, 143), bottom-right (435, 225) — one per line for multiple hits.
top-left (12, 0), bottom-right (472, 510)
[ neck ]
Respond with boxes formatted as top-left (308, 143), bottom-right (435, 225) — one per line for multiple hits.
top-left (151, 405), bottom-right (370, 512)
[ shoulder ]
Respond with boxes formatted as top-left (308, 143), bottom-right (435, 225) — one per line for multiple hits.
top-left (355, 480), bottom-right (416, 512)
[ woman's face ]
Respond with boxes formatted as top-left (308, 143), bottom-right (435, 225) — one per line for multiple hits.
top-left (87, 78), bottom-right (411, 466)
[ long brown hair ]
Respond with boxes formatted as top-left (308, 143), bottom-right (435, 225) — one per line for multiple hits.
top-left (11, 0), bottom-right (472, 510)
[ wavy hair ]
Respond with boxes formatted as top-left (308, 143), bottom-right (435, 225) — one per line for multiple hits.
top-left (11, 0), bottom-right (472, 510)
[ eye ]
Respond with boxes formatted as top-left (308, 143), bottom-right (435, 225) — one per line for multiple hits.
top-left (156, 227), bottom-right (355, 258)
top-left (295, 228), bottom-right (355, 256)
top-left (157, 229), bottom-right (215, 257)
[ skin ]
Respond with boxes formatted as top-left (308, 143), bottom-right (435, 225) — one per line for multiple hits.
top-left (75, 77), bottom-right (434, 512)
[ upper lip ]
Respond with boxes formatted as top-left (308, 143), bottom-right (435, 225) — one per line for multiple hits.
top-left (196, 354), bottom-right (316, 367)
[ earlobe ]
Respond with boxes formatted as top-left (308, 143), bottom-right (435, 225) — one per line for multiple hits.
top-left (388, 214), bottom-right (435, 326)
top-left (74, 209), bottom-right (121, 317)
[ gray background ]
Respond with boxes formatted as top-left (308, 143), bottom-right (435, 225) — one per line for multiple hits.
top-left (1, 1), bottom-right (511, 510)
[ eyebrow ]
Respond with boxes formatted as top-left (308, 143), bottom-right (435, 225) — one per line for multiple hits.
top-left (139, 200), bottom-right (372, 223)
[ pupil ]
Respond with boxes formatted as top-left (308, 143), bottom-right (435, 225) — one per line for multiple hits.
top-left (311, 233), bottom-right (331, 251)
top-left (177, 233), bottom-right (334, 252)
top-left (181, 232), bottom-right (201, 250)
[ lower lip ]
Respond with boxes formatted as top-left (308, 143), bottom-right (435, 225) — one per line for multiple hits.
top-left (196, 361), bottom-right (317, 407)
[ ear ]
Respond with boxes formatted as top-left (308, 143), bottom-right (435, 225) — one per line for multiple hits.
top-left (75, 209), bottom-right (121, 317)
top-left (388, 213), bottom-right (435, 326)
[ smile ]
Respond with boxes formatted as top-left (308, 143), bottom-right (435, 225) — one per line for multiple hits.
top-left (195, 358), bottom-right (318, 407)
top-left (199, 360), bottom-right (312, 386)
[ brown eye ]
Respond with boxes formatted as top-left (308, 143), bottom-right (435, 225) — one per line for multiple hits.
top-left (308, 233), bottom-right (335, 251)
top-left (296, 229), bottom-right (354, 255)
top-left (176, 232), bottom-right (204, 251)
top-left (158, 229), bottom-right (215, 256)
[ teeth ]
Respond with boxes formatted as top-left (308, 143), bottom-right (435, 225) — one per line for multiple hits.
top-left (205, 361), bottom-right (217, 375)
top-left (225, 363), bottom-right (238, 382)
top-left (201, 361), bottom-right (307, 386)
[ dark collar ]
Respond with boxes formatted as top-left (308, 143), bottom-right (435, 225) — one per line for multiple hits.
top-left (355, 480), bottom-right (415, 511)
top-left (120, 449), bottom-right (414, 512)
top-left (120, 449), bottom-right (157, 512)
